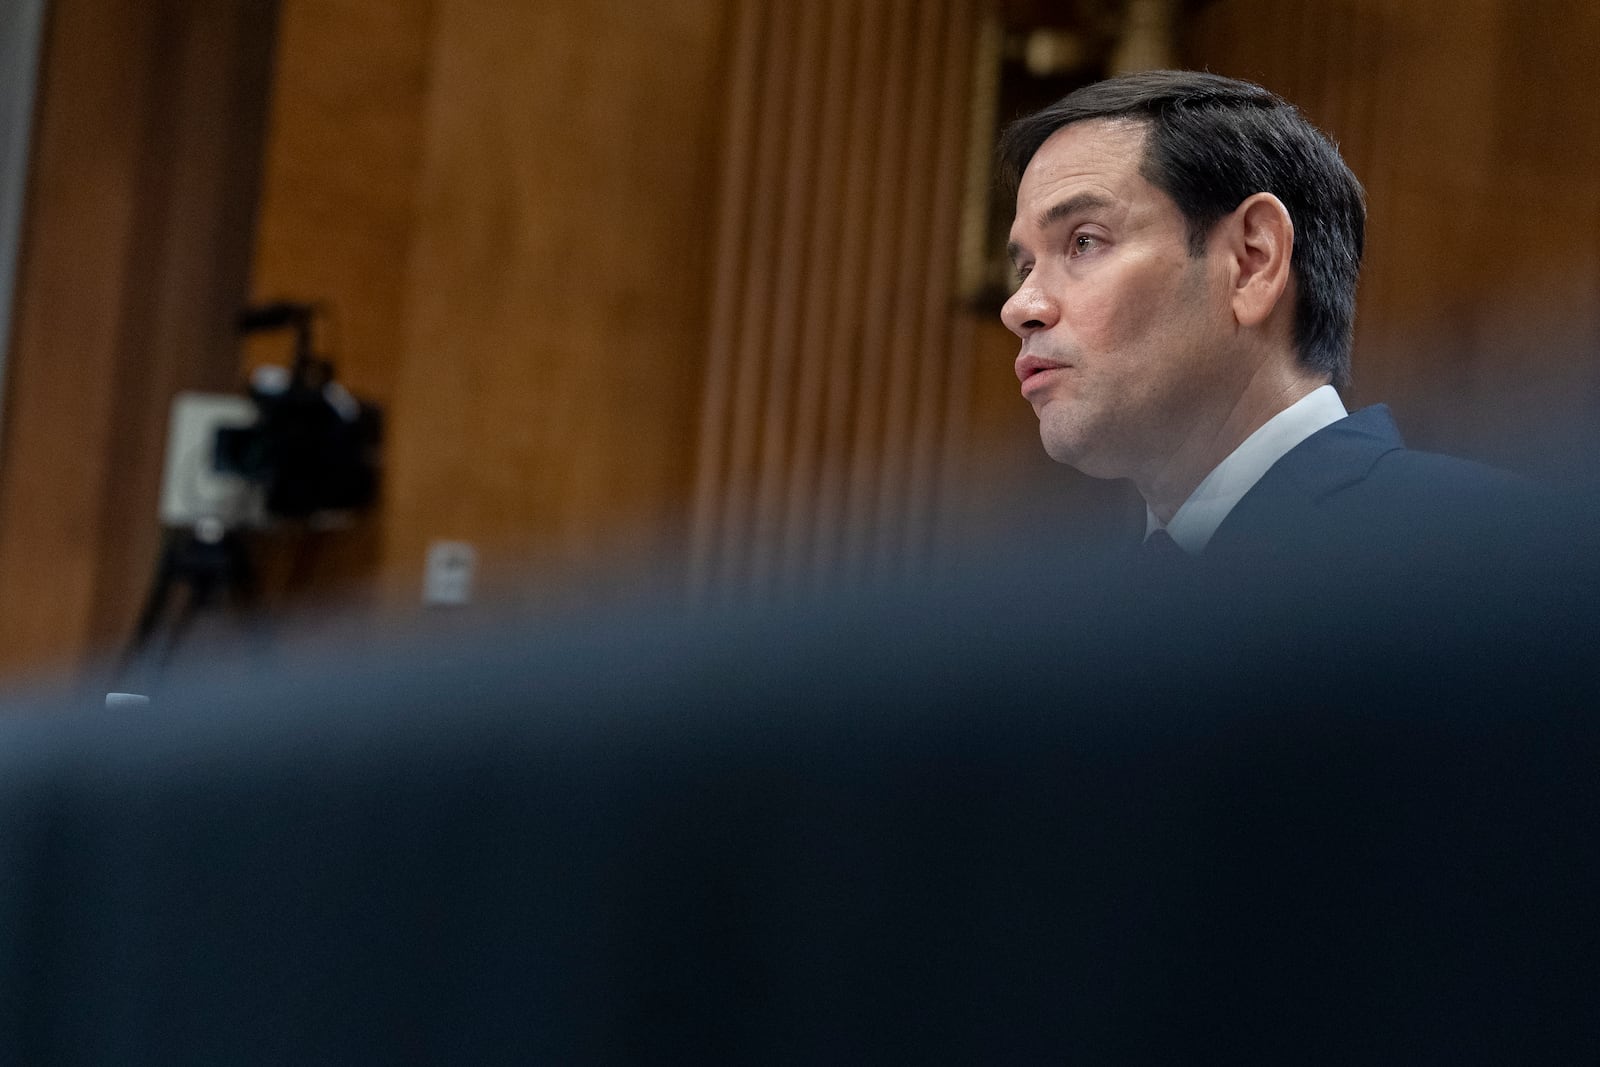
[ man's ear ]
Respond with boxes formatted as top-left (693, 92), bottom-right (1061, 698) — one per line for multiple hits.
top-left (1223, 192), bottom-right (1294, 330)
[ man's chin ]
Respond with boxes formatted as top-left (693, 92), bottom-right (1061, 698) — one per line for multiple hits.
top-left (1039, 427), bottom-right (1120, 480)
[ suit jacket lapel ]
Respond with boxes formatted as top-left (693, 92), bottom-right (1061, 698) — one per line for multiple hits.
top-left (1205, 405), bottom-right (1406, 559)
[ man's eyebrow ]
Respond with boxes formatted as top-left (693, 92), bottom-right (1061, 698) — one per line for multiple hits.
top-left (1035, 192), bottom-right (1113, 232)
top-left (1007, 192), bottom-right (1115, 266)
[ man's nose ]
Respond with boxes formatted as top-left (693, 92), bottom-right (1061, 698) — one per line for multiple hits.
top-left (1000, 281), bottom-right (1056, 338)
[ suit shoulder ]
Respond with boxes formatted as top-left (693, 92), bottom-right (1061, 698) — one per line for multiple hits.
top-left (1359, 447), bottom-right (1550, 505)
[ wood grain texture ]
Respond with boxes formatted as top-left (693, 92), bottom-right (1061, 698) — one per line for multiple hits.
top-left (247, 0), bottom-right (435, 406)
top-left (0, 0), bottom-right (275, 683)
top-left (687, 0), bottom-right (988, 604)
top-left (243, 0), bottom-right (435, 607)
top-left (10, 0), bottom-right (1595, 677)
top-left (378, 0), bottom-right (729, 605)
top-left (688, 0), bottom-right (769, 597)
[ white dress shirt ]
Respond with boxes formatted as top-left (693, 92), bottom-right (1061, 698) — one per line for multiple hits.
top-left (1145, 385), bottom-right (1349, 555)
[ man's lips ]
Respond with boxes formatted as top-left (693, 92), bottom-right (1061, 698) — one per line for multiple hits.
top-left (1015, 353), bottom-right (1070, 395)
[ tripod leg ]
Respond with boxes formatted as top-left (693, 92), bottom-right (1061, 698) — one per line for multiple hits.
top-left (160, 570), bottom-right (216, 675)
top-left (117, 533), bottom-right (183, 691)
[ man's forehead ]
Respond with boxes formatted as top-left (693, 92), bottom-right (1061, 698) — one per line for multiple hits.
top-left (1016, 117), bottom-right (1150, 202)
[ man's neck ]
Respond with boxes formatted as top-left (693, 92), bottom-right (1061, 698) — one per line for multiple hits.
top-left (1138, 364), bottom-right (1331, 525)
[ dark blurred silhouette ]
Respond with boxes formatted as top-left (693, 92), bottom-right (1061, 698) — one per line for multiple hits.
top-left (0, 494), bottom-right (1596, 1064)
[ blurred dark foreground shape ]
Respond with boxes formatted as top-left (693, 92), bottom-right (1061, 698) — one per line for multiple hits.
top-left (0, 496), bottom-right (1597, 1065)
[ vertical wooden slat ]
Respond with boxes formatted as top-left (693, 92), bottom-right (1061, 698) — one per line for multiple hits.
top-left (690, 0), bottom-right (986, 602)
top-left (903, 0), bottom-right (978, 573)
top-left (933, 8), bottom-right (1002, 567)
top-left (933, 309), bottom-right (978, 567)
top-left (687, 0), bottom-right (769, 600)
top-left (837, 0), bottom-right (918, 587)
top-left (746, 0), bottom-right (831, 596)
top-left (709, 5), bottom-right (801, 600)
top-left (808, 0), bottom-right (891, 587)
top-left (868, 0), bottom-right (950, 577)
top-left (777, 0), bottom-right (860, 596)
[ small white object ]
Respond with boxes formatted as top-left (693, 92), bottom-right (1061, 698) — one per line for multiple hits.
top-left (194, 515), bottom-right (227, 544)
top-left (423, 540), bottom-right (476, 606)
top-left (105, 692), bottom-right (151, 709)
top-left (322, 381), bottom-right (361, 423)
top-left (249, 363), bottom-right (291, 395)
top-left (158, 392), bottom-right (267, 528)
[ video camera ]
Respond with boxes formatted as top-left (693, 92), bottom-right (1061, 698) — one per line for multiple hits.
top-left (159, 301), bottom-right (381, 528)
top-left (215, 301), bottom-right (381, 519)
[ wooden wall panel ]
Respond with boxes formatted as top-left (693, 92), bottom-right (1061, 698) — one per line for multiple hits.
top-left (247, 0), bottom-right (434, 407)
top-left (240, 1), bottom-right (733, 616)
top-left (21, 0), bottom-right (1587, 677)
top-left (688, 0), bottom-right (984, 604)
top-left (0, 0), bottom-right (276, 683)
top-left (243, 0), bottom-right (434, 606)
top-left (1181, 0), bottom-right (1600, 472)
top-left (377, 0), bottom-right (730, 605)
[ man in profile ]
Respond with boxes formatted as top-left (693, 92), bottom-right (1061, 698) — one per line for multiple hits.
top-left (998, 71), bottom-right (1528, 565)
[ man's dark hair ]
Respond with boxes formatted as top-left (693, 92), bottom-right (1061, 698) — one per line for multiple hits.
top-left (998, 70), bottom-right (1366, 389)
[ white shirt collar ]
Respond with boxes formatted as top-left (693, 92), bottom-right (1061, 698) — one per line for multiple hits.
top-left (1145, 385), bottom-right (1348, 555)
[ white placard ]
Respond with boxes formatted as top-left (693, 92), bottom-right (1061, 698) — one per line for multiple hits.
top-left (423, 540), bottom-right (476, 606)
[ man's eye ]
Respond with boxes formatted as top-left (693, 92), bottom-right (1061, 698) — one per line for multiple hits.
top-left (1070, 234), bottom-right (1100, 255)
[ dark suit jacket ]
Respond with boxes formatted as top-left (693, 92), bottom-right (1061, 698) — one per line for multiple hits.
top-left (1202, 404), bottom-right (1551, 573)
